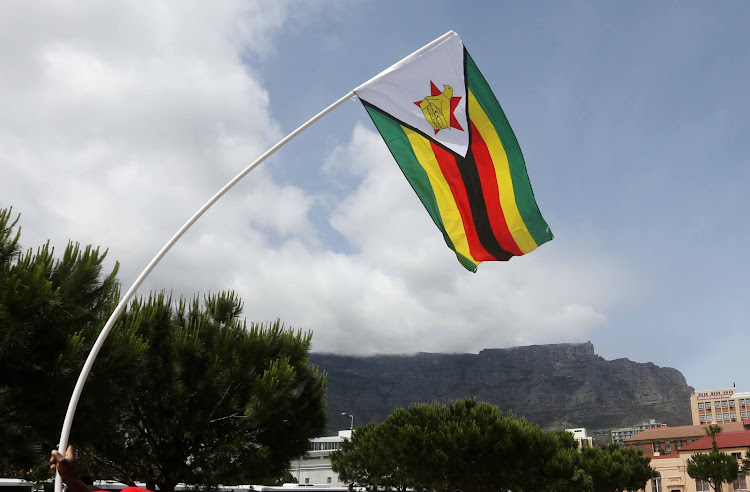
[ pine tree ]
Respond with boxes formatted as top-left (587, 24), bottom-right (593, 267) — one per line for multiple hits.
top-left (78, 292), bottom-right (327, 492)
top-left (0, 208), bottom-right (120, 478)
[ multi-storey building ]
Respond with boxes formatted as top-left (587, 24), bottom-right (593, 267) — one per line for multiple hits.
top-left (643, 428), bottom-right (750, 492)
top-left (288, 430), bottom-right (351, 486)
top-left (566, 427), bottom-right (594, 448)
top-left (611, 419), bottom-right (666, 446)
top-left (623, 422), bottom-right (746, 459)
top-left (690, 387), bottom-right (750, 425)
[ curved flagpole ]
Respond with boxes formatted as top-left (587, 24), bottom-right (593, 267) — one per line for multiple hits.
top-left (55, 90), bottom-right (356, 492)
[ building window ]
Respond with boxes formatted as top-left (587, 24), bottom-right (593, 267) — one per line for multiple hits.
top-left (717, 414), bottom-right (724, 422)
top-left (327, 477), bottom-right (332, 484)
top-left (687, 439), bottom-right (693, 444)
top-left (735, 472), bottom-right (748, 491)
top-left (732, 413), bottom-right (738, 421)
top-left (651, 474), bottom-right (661, 492)
top-left (725, 413), bottom-right (731, 421)
top-left (696, 478), bottom-right (710, 492)
top-left (665, 441), bottom-right (671, 453)
top-left (700, 415), bottom-right (706, 423)
top-left (730, 400), bottom-right (736, 408)
top-left (706, 402), bottom-right (712, 409)
top-left (637, 443), bottom-right (643, 453)
top-left (733, 452), bottom-right (743, 460)
top-left (699, 402), bottom-right (705, 410)
top-left (653, 441), bottom-right (661, 453)
top-left (304, 478), bottom-right (310, 484)
top-left (743, 411), bottom-right (748, 419)
top-left (724, 401), bottom-right (730, 408)
top-left (676, 440), bottom-right (682, 450)
top-left (706, 415), bottom-right (713, 422)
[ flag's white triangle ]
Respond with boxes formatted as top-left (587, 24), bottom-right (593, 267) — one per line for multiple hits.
top-left (354, 31), bottom-right (469, 157)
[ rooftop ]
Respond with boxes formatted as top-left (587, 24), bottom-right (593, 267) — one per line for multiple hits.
top-left (680, 430), bottom-right (750, 452)
top-left (623, 422), bottom-right (746, 442)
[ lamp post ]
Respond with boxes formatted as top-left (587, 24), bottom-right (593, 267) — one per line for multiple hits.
top-left (341, 412), bottom-right (354, 430)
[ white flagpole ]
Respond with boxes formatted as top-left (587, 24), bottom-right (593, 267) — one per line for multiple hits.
top-left (54, 90), bottom-right (356, 492)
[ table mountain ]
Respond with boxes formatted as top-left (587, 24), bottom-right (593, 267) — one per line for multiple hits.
top-left (311, 342), bottom-right (693, 443)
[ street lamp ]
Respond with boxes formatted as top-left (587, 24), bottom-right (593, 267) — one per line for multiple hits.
top-left (341, 412), bottom-right (354, 430)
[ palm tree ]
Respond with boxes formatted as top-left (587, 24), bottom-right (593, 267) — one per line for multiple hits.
top-left (704, 424), bottom-right (722, 453)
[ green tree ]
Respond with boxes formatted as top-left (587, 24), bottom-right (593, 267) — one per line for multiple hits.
top-left (331, 399), bottom-right (591, 492)
top-left (0, 208), bottom-right (123, 479)
top-left (742, 449), bottom-right (750, 474)
top-left (687, 451), bottom-right (739, 492)
top-left (0, 208), bottom-right (327, 490)
top-left (578, 444), bottom-right (654, 492)
top-left (511, 424), bottom-right (592, 492)
top-left (78, 292), bottom-right (326, 492)
top-left (332, 422), bottom-right (409, 491)
top-left (704, 424), bottom-right (722, 452)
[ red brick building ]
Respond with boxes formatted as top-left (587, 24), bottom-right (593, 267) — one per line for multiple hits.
top-left (623, 422), bottom-right (746, 459)
top-left (644, 428), bottom-right (750, 492)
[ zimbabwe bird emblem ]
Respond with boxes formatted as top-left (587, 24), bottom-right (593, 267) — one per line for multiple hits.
top-left (414, 81), bottom-right (464, 134)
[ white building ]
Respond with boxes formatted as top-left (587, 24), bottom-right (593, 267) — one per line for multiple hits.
top-left (611, 419), bottom-right (666, 445)
top-left (566, 427), bottom-right (593, 448)
top-left (288, 430), bottom-right (351, 486)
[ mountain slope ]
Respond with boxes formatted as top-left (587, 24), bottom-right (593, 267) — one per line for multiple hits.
top-left (311, 342), bottom-right (693, 443)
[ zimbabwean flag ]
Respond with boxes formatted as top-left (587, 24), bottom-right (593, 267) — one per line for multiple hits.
top-left (353, 31), bottom-right (553, 272)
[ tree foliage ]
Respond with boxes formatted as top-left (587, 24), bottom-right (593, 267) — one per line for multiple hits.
top-left (704, 424), bottom-right (722, 453)
top-left (742, 449), bottom-right (750, 474)
top-left (687, 451), bottom-right (739, 492)
top-left (332, 399), bottom-right (650, 492)
top-left (79, 293), bottom-right (327, 492)
top-left (0, 208), bottom-right (327, 490)
top-left (577, 444), bottom-right (654, 492)
top-left (0, 208), bottom-right (121, 478)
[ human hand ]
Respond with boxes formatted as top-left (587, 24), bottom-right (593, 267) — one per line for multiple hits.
top-left (50, 445), bottom-right (79, 485)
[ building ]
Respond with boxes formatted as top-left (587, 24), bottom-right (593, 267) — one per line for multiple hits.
top-left (643, 428), bottom-right (750, 492)
top-left (288, 430), bottom-right (351, 486)
top-left (612, 419), bottom-right (667, 446)
top-left (623, 422), bottom-right (746, 459)
top-left (690, 387), bottom-right (750, 425)
top-left (566, 427), bottom-right (594, 448)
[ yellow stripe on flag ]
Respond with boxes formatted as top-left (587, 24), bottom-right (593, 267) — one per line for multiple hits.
top-left (402, 126), bottom-right (478, 265)
top-left (468, 90), bottom-right (539, 254)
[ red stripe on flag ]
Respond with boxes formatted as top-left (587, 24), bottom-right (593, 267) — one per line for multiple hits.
top-left (469, 121), bottom-right (524, 256)
top-left (429, 141), bottom-right (495, 261)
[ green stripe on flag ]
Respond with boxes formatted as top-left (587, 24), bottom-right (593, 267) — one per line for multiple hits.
top-left (465, 51), bottom-right (553, 247)
top-left (364, 104), bottom-right (479, 272)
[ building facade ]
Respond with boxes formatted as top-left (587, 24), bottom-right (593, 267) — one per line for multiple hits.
top-left (566, 427), bottom-right (594, 448)
top-left (690, 388), bottom-right (750, 426)
top-left (623, 422), bottom-right (746, 459)
top-left (288, 430), bottom-right (351, 486)
top-left (643, 429), bottom-right (750, 492)
top-left (612, 419), bottom-right (667, 446)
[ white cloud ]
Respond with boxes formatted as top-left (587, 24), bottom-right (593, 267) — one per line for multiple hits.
top-left (1, 1), bottom-right (642, 361)
top-left (229, 124), bottom-right (642, 355)
top-left (0, 0), bottom-right (291, 288)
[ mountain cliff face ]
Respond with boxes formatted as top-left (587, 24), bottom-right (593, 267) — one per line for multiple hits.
top-left (310, 342), bottom-right (693, 443)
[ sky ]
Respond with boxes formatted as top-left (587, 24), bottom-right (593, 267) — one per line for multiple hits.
top-left (2, 1), bottom-right (749, 395)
